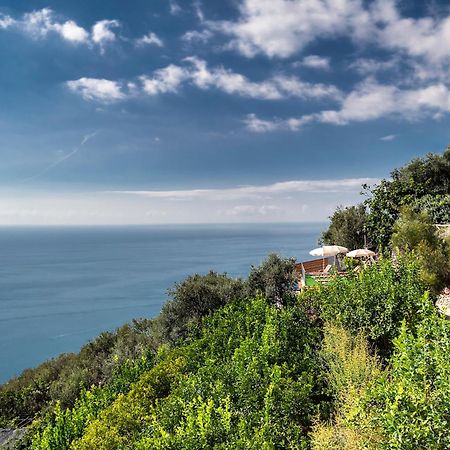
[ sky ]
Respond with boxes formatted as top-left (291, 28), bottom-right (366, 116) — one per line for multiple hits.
top-left (0, 0), bottom-right (449, 225)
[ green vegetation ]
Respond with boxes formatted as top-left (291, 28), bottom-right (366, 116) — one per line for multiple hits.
top-left (3, 149), bottom-right (450, 449)
top-left (323, 147), bottom-right (450, 249)
top-left (320, 204), bottom-right (368, 250)
top-left (6, 253), bottom-right (440, 449)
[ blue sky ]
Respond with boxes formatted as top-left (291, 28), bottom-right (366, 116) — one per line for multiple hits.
top-left (0, 0), bottom-right (449, 224)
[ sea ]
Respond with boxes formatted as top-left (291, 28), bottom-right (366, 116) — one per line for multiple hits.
top-left (0, 223), bottom-right (324, 384)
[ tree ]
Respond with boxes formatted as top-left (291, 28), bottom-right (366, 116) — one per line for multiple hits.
top-left (320, 204), bottom-right (368, 250)
top-left (365, 147), bottom-right (450, 248)
top-left (247, 253), bottom-right (297, 304)
top-left (391, 207), bottom-right (450, 293)
top-left (157, 271), bottom-right (246, 344)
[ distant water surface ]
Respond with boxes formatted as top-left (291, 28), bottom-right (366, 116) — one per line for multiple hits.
top-left (0, 223), bottom-right (324, 383)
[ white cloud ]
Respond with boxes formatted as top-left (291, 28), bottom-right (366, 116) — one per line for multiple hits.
top-left (246, 80), bottom-right (450, 132)
top-left (136, 32), bottom-right (164, 47)
top-left (244, 113), bottom-right (316, 132)
top-left (210, 0), bottom-right (371, 58)
top-left (298, 55), bottom-right (330, 70)
top-left (140, 65), bottom-right (189, 95)
top-left (205, 0), bottom-right (450, 81)
top-left (66, 78), bottom-right (126, 102)
top-left (181, 29), bottom-right (213, 43)
top-left (318, 80), bottom-right (450, 125)
top-left (71, 57), bottom-right (341, 103)
top-left (0, 8), bottom-right (124, 49)
top-left (91, 19), bottom-right (119, 49)
top-left (139, 57), bottom-right (341, 100)
top-left (22, 8), bottom-right (54, 38)
top-left (185, 57), bottom-right (283, 99)
top-left (224, 204), bottom-right (281, 217)
top-left (371, 1), bottom-right (450, 65)
top-left (0, 180), bottom-right (370, 225)
top-left (53, 20), bottom-right (89, 43)
top-left (244, 114), bottom-right (281, 133)
top-left (20, 8), bottom-right (89, 43)
top-left (349, 57), bottom-right (399, 75)
top-left (379, 134), bottom-right (397, 141)
top-left (169, 0), bottom-right (182, 15)
top-left (0, 14), bottom-right (15, 29)
top-left (109, 177), bottom-right (378, 201)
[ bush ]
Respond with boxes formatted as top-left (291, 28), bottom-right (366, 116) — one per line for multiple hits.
top-left (366, 305), bottom-right (450, 449)
top-left (365, 147), bottom-right (450, 249)
top-left (157, 271), bottom-right (246, 344)
top-left (320, 204), bottom-right (368, 250)
top-left (309, 256), bottom-right (428, 356)
top-left (247, 253), bottom-right (297, 304)
top-left (311, 324), bottom-right (382, 450)
top-left (392, 207), bottom-right (450, 292)
top-left (414, 194), bottom-right (450, 224)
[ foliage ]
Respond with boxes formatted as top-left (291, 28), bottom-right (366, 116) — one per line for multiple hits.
top-left (414, 193), bottom-right (450, 224)
top-left (157, 271), bottom-right (246, 344)
top-left (247, 253), bottom-right (297, 304)
top-left (310, 324), bottom-right (382, 450)
top-left (32, 296), bottom-right (324, 450)
top-left (320, 297), bottom-right (450, 450)
top-left (308, 255), bottom-right (428, 356)
top-left (365, 147), bottom-right (450, 248)
top-left (366, 304), bottom-right (450, 449)
top-left (29, 355), bottom-right (154, 450)
top-left (320, 204), bottom-right (368, 250)
top-left (0, 320), bottom-right (158, 427)
top-left (392, 207), bottom-right (450, 292)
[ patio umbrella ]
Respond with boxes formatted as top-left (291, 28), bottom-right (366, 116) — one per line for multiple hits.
top-left (346, 249), bottom-right (376, 258)
top-left (309, 245), bottom-right (349, 257)
top-left (309, 245), bottom-right (349, 270)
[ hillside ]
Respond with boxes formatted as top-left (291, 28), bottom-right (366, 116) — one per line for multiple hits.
top-left (2, 148), bottom-right (450, 449)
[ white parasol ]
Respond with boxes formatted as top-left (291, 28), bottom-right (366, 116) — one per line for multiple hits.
top-left (309, 245), bottom-right (349, 257)
top-left (346, 249), bottom-right (376, 258)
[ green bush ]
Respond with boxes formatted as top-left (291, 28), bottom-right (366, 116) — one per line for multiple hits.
top-left (157, 271), bottom-right (246, 344)
top-left (320, 204), bottom-right (368, 250)
top-left (247, 253), bottom-right (297, 304)
top-left (392, 207), bottom-right (450, 293)
top-left (309, 256), bottom-right (428, 356)
top-left (366, 305), bottom-right (450, 449)
top-left (311, 324), bottom-right (382, 450)
top-left (414, 193), bottom-right (450, 224)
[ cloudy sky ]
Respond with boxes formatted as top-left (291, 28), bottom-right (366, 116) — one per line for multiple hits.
top-left (0, 0), bottom-right (449, 224)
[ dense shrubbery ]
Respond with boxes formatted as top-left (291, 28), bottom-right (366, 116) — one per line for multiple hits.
top-left (32, 296), bottom-right (324, 449)
top-left (306, 255), bottom-right (426, 356)
top-left (156, 271), bottom-right (246, 344)
top-left (18, 255), bottom-right (436, 449)
top-left (247, 253), bottom-right (297, 304)
top-left (312, 294), bottom-right (450, 450)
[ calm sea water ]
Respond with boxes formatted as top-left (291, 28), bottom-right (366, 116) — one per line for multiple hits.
top-left (0, 223), bottom-right (324, 383)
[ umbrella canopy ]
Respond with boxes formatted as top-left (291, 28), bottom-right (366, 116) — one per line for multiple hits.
top-left (346, 249), bottom-right (376, 258)
top-left (309, 245), bottom-right (349, 257)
